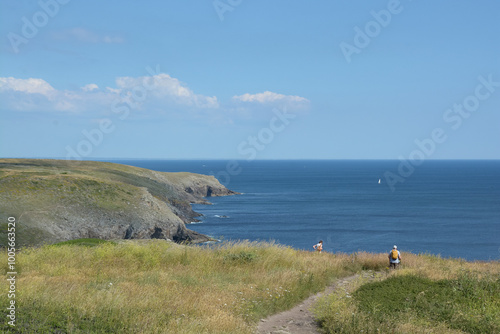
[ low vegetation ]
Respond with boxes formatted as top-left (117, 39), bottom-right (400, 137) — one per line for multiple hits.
top-left (51, 238), bottom-right (116, 247)
top-left (1, 240), bottom-right (498, 333)
top-left (1, 240), bottom-right (354, 333)
top-left (0, 159), bottom-right (235, 247)
top-left (314, 253), bottom-right (500, 334)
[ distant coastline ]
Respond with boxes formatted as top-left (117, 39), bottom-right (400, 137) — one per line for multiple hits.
top-left (0, 159), bottom-right (238, 247)
top-left (107, 159), bottom-right (500, 262)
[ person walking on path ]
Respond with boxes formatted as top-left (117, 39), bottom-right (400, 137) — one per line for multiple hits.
top-left (388, 245), bottom-right (401, 269)
top-left (313, 240), bottom-right (323, 253)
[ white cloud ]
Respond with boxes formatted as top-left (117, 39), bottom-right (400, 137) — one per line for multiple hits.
top-left (106, 87), bottom-right (120, 94)
top-left (81, 83), bottom-right (99, 91)
top-left (51, 28), bottom-right (124, 44)
top-left (102, 35), bottom-right (125, 44)
top-left (115, 73), bottom-right (219, 109)
top-left (0, 73), bottom-right (219, 114)
top-left (233, 91), bottom-right (309, 104)
top-left (0, 77), bottom-right (113, 113)
top-left (0, 75), bottom-right (309, 121)
top-left (230, 91), bottom-right (310, 118)
top-left (0, 77), bottom-right (55, 95)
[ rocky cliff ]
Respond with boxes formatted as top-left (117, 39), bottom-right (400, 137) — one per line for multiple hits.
top-left (0, 159), bottom-right (238, 246)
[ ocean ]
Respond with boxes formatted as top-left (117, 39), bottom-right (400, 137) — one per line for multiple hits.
top-left (112, 160), bottom-right (500, 261)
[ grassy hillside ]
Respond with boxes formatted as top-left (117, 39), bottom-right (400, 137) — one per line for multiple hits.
top-left (0, 240), bottom-right (498, 333)
top-left (0, 240), bottom-right (359, 333)
top-left (0, 159), bottom-right (236, 246)
top-left (314, 254), bottom-right (500, 334)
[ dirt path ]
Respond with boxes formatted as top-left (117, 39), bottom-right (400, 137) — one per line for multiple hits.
top-left (256, 271), bottom-right (383, 334)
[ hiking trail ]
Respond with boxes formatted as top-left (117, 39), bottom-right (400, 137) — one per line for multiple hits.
top-left (256, 271), bottom-right (384, 334)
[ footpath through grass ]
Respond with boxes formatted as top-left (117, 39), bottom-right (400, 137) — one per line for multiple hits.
top-left (0, 240), bottom-right (379, 334)
top-left (314, 254), bottom-right (500, 334)
top-left (2, 240), bottom-right (498, 333)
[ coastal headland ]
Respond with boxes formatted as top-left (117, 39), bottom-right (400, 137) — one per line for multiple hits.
top-left (0, 158), bottom-right (238, 247)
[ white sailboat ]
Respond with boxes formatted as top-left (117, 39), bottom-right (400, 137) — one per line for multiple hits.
top-left (378, 178), bottom-right (381, 184)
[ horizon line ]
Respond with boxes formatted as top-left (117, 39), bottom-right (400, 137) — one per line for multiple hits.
top-left (2, 157), bottom-right (500, 162)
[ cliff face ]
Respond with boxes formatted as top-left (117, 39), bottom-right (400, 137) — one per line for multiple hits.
top-left (0, 159), bottom-right (238, 246)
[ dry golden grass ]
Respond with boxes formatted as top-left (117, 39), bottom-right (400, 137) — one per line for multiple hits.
top-left (314, 252), bottom-right (500, 334)
top-left (395, 252), bottom-right (500, 280)
top-left (2, 241), bottom-right (498, 333)
top-left (1, 240), bottom-right (356, 333)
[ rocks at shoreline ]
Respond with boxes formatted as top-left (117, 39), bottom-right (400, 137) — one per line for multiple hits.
top-left (0, 159), bottom-right (238, 247)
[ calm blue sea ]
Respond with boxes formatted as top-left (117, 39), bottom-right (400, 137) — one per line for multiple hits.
top-left (111, 160), bottom-right (500, 261)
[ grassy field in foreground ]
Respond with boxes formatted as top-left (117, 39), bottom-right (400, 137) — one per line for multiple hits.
top-left (1, 240), bottom-right (499, 333)
top-left (0, 240), bottom-right (372, 333)
top-left (314, 253), bottom-right (500, 334)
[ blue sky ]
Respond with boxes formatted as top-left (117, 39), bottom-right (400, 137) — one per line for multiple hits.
top-left (1, 0), bottom-right (499, 160)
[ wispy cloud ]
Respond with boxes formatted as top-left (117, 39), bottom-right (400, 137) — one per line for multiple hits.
top-left (0, 74), bottom-right (310, 122)
top-left (0, 77), bottom-right (113, 113)
top-left (116, 73), bottom-right (219, 109)
top-left (233, 91), bottom-right (309, 104)
top-left (230, 91), bottom-right (311, 118)
top-left (51, 28), bottom-right (124, 44)
top-left (81, 83), bottom-right (99, 92)
top-left (0, 77), bottom-right (55, 95)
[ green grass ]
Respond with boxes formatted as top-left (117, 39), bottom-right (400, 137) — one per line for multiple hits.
top-left (0, 240), bottom-right (357, 333)
top-left (52, 238), bottom-right (116, 247)
top-left (0, 159), bottom-right (187, 207)
top-left (314, 254), bottom-right (500, 334)
top-left (1, 236), bottom-right (498, 333)
top-left (354, 273), bottom-right (500, 333)
top-left (0, 158), bottom-right (218, 247)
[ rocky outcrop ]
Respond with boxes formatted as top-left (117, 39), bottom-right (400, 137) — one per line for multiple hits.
top-left (0, 159), bottom-right (238, 247)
